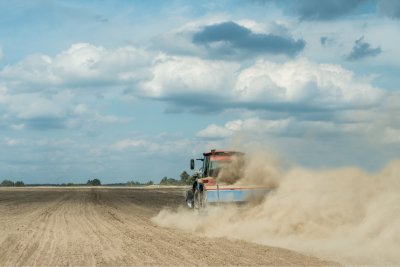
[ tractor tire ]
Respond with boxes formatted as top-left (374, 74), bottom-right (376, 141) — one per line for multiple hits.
top-left (194, 184), bottom-right (205, 209)
top-left (185, 190), bottom-right (194, 209)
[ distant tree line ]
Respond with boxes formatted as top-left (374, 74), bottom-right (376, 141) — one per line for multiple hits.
top-left (0, 179), bottom-right (25, 187)
top-left (86, 178), bottom-right (101, 186)
top-left (159, 171), bottom-right (193, 185)
top-left (1, 171), bottom-right (194, 187)
top-left (126, 180), bottom-right (154, 186)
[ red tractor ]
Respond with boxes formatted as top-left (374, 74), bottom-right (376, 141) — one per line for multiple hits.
top-left (186, 149), bottom-right (269, 209)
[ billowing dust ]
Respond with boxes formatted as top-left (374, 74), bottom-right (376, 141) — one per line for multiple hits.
top-left (217, 152), bottom-right (280, 188)
top-left (152, 152), bottom-right (400, 265)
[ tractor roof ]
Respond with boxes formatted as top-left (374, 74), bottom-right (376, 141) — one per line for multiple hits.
top-left (203, 150), bottom-right (244, 157)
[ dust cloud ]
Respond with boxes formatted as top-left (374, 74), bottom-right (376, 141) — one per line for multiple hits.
top-left (216, 152), bottom-right (280, 189)
top-left (152, 152), bottom-right (400, 265)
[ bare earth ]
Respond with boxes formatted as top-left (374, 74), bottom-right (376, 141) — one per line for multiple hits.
top-left (0, 187), bottom-right (335, 266)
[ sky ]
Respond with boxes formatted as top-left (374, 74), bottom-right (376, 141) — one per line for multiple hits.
top-left (0, 0), bottom-right (400, 184)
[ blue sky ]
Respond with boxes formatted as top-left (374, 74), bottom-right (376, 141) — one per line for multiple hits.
top-left (1, 0), bottom-right (400, 183)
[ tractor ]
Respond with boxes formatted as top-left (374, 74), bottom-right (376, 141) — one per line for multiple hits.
top-left (185, 149), bottom-right (270, 209)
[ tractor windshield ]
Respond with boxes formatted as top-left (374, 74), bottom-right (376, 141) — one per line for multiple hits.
top-left (212, 155), bottom-right (245, 184)
top-left (208, 160), bottom-right (229, 177)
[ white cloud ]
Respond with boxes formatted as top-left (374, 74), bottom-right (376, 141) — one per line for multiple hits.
top-left (7, 91), bottom-right (74, 120)
top-left (197, 117), bottom-right (292, 139)
top-left (1, 42), bottom-right (386, 115)
top-left (235, 58), bottom-right (384, 107)
top-left (141, 54), bottom-right (239, 98)
top-left (1, 54), bottom-right (60, 87)
top-left (143, 56), bottom-right (385, 111)
top-left (197, 124), bottom-right (234, 139)
top-left (236, 19), bottom-right (268, 34)
top-left (0, 86), bottom-right (73, 125)
top-left (0, 85), bottom-right (127, 131)
top-left (53, 43), bottom-right (106, 80)
top-left (225, 120), bottom-right (243, 131)
top-left (0, 43), bottom-right (152, 90)
top-left (0, 39), bottom-right (394, 147)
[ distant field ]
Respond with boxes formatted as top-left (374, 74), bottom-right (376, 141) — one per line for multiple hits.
top-left (0, 187), bottom-right (332, 266)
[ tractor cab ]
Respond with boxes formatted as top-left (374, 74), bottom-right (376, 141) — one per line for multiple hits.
top-left (186, 149), bottom-right (268, 209)
top-left (196, 150), bottom-right (243, 186)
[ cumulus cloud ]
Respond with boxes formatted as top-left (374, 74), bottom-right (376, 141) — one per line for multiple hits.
top-left (192, 21), bottom-right (305, 57)
top-left (196, 124), bottom-right (236, 139)
top-left (0, 86), bottom-right (73, 130)
top-left (346, 36), bottom-right (382, 61)
top-left (143, 56), bottom-right (384, 113)
top-left (0, 43), bottom-right (148, 132)
top-left (141, 54), bottom-right (239, 102)
top-left (1, 41), bottom-right (387, 135)
top-left (0, 86), bottom-right (127, 131)
top-left (197, 118), bottom-right (292, 140)
top-left (0, 43), bottom-right (152, 91)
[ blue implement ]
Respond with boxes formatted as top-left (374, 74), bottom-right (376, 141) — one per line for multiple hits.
top-left (206, 186), bottom-right (270, 203)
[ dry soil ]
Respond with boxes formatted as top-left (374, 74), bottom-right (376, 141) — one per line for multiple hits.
top-left (0, 187), bottom-right (335, 266)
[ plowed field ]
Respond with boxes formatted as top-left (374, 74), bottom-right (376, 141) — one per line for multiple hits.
top-left (0, 187), bottom-right (333, 266)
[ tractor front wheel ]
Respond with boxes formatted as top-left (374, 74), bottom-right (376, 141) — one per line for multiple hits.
top-left (194, 186), bottom-right (205, 209)
top-left (185, 190), bottom-right (194, 209)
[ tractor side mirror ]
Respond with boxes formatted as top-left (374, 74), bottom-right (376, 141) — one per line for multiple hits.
top-left (190, 159), bottom-right (195, 170)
